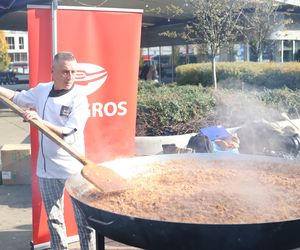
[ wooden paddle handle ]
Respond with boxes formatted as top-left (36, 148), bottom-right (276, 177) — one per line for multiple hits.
top-left (0, 95), bottom-right (93, 166)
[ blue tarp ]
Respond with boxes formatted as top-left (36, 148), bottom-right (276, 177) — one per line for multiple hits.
top-left (200, 125), bottom-right (231, 141)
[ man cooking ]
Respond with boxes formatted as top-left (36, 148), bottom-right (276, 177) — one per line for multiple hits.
top-left (0, 51), bottom-right (95, 250)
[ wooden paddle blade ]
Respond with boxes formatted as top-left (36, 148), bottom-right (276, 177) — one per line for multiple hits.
top-left (81, 163), bottom-right (128, 193)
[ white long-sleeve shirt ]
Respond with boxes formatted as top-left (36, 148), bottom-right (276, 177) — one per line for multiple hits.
top-left (13, 82), bottom-right (89, 179)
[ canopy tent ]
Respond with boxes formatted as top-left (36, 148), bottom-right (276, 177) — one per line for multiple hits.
top-left (0, 0), bottom-right (48, 15)
top-left (0, 0), bottom-right (189, 29)
top-left (0, 0), bottom-right (191, 47)
top-left (0, 0), bottom-right (299, 47)
top-left (0, 0), bottom-right (48, 30)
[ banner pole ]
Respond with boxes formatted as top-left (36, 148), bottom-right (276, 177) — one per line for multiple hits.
top-left (51, 0), bottom-right (58, 57)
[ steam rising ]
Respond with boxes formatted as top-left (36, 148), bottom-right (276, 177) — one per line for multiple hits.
top-left (84, 118), bottom-right (135, 164)
top-left (214, 81), bottom-right (299, 158)
top-left (214, 82), bottom-right (282, 127)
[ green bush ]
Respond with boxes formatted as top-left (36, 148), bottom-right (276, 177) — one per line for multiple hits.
top-left (176, 62), bottom-right (300, 90)
top-left (137, 81), bottom-right (216, 135)
top-left (259, 87), bottom-right (300, 118)
top-left (136, 81), bottom-right (300, 136)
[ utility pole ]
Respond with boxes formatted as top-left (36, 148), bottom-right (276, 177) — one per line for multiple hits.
top-left (52, 0), bottom-right (58, 58)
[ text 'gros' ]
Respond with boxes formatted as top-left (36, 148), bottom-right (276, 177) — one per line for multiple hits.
top-left (88, 101), bottom-right (128, 117)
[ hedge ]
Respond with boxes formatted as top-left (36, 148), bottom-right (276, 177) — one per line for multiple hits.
top-left (176, 62), bottom-right (300, 90)
top-left (136, 81), bottom-right (300, 136)
top-left (137, 81), bottom-right (216, 135)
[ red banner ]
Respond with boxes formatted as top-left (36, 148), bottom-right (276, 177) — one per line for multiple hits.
top-left (28, 6), bottom-right (142, 247)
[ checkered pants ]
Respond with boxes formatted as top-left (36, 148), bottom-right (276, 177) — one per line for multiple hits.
top-left (39, 177), bottom-right (95, 250)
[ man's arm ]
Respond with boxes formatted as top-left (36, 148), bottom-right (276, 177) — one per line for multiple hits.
top-left (0, 86), bottom-right (15, 100)
top-left (0, 87), bottom-right (64, 138)
top-left (23, 110), bottom-right (64, 138)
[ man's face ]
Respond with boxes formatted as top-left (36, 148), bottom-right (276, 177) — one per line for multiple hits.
top-left (52, 58), bottom-right (77, 90)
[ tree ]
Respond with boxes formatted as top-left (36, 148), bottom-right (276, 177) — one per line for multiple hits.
top-left (240, 0), bottom-right (282, 62)
top-left (195, 44), bottom-right (209, 62)
top-left (159, 0), bottom-right (245, 90)
top-left (0, 30), bottom-right (10, 71)
top-left (172, 46), bottom-right (181, 66)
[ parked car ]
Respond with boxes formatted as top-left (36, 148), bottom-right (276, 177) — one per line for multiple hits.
top-left (0, 72), bottom-right (29, 91)
top-left (5, 83), bottom-right (29, 91)
top-left (0, 71), bottom-right (18, 85)
top-left (15, 73), bottom-right (29, 84)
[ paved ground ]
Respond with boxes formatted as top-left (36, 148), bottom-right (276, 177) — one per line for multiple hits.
top-left (0, 109), bottom-right (79, 250)
top-left (0, 184), bottom-right (32, 250)
top-left (0, 108), bottom-right (138, 250)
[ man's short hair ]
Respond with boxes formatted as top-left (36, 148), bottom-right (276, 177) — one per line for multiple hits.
top-left (53, 52), bottom-right (76, 64)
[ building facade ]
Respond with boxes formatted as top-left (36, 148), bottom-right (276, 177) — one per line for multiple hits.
top-left (2, 2), bottom-right (300, 83)
top-left (4, 30), bottom-right (28, 73)
top-left (141, 8), bottom-right (300, 83)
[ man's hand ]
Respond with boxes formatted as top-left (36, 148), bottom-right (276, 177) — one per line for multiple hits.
top-left (23, 110), bottom-right (64, 137)
top-left (23, 110), bottom-right (42, 122)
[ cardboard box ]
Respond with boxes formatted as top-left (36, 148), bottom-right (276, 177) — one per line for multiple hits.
top-left (1, 144), bottom-right (32, 185)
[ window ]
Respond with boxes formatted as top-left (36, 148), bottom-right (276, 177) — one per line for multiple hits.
top-left (5, 37), bottom-right (15, 50)
top-left (20, 53), bottom-right (27, 61)
top-left (14, 53), bottom-right (21, 62)
top-left (11, 53), bottom-right (28, 62)
top-left (19, 37), bottom-right (24, 49)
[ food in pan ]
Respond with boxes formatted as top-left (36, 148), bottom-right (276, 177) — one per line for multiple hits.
top-left (85, 159), bottom-right (300, 224)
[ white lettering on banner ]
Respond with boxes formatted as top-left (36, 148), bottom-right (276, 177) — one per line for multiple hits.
top-left (89, 101), bottom-right (128, 117)
top-left (75, 63), bottom-right (128, 118)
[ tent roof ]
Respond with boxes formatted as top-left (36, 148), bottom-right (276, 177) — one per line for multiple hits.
top-left (0, 0), bottom-right (191, 31)
top-left (0, 0), bottom-right (48, 16)
top-left (1, 0), bottom-right (300, 31)
top-left (1, 0), bottom-right (300, 47)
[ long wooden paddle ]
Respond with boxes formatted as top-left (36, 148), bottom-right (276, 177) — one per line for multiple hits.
top-left (0, 95), bottom-right (128, 193)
